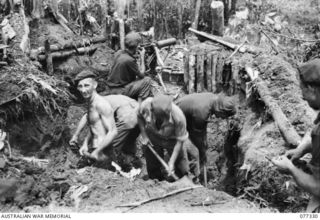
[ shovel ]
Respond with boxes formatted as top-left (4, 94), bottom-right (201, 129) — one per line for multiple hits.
top-left (145, 143), bottom-right (195, 186)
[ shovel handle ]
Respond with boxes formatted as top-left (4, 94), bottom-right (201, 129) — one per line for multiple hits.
top-left (146, 144), bottom-right (179, 180)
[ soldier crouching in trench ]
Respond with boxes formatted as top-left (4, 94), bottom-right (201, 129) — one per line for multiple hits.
top-left (69, 69), bottom-right (141, 171)
top-left (176, 92), bottom-right (237, 181)
top-left (271, 59), bottom-right (320, 213)
top-left (138, 94), bottom-right (200, 182)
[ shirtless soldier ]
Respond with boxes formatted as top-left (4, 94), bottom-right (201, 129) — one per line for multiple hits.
top-left (73, 70), bottom-right (118, 162)
top-left (70, 93), bottom-right (141, 170)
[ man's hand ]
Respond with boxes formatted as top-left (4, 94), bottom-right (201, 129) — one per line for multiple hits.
top-left (168, 160), bottom-right (175, 176)
top-left (79, 143), bottom-right (89, 156)
top-left (139, 47), bottom-right (146, 58)
top-left (140, 136), bottom-right (150, 146)
top-left (89, 149), bottom-right (107, 162)
top-left (69, 135), bottom-right (78, 147)
top-left (285, 148), bottom-right (304, 161)
top-left (271, 155), bottom-right (294, 173)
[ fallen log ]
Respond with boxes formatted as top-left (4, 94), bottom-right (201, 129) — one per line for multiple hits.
top-left (188, 28), bottom-right (259, 54)
top-left (31, 36), bottom-right (106, 55)
top-left (245, 66), bottom-right (301, 147)
top-left (37, 45), bottom-right (99, 61)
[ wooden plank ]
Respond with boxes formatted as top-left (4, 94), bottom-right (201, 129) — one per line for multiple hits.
top-left (206, 53), bottom-right (212, 92)
top-left (188, 53), bottom-right (196, 94)
top-left (216, 53), bottom-right (224, 92)
top-left (183, 50), bottom-right (190, 87)
top-left (197, 54), bottom-right (204, 92)
top-left (211, 53), bottom-right (218, 92)
top-left (231, 61), bottom-right (240, 95)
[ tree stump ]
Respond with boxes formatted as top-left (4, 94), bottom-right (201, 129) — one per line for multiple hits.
top-left (211, 1), bottom-right (224, 36)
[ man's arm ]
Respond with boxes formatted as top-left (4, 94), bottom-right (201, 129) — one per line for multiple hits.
top-left (138, 115), bottom-right (149, 144)
top-left (290, 165), bottom-right (320, 197)
top-left (272, 156), bottom-right (320, 198)
top-left (137, 48), bottom-right (146, 77)
top-left (94, 100), bottom-right (118, 152)
top-left (80, 130), bottom-right (91, 156)
top-left (127, 53), bottom-right (145, 79)
top-left (70, 113), bottom-right (87, 145)
top-left (285, 131), bottom-right (312, 160)
top-left (168, 105), bottom-right (189, 172)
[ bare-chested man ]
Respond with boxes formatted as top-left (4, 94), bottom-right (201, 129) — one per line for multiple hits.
top-left (70, 70), bottom-right (141, 169)
top-left (72, 70), bottom-right (118, 162)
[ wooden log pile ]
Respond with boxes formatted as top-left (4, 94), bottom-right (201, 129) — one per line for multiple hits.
top-left (184, 50), bottom-right (241, 95)
top-left (30, 36), bottom-right (107, 61)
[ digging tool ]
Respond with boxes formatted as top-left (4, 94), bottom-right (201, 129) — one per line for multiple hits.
top-left (203, 165), bottom-right (208, 188)
top-left (145, 142), bottom-right (179, 181)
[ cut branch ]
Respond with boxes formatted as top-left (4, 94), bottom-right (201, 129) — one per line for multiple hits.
top-left (117, 185), bottom-right (203, 210)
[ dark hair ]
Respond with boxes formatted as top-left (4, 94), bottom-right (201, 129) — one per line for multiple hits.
top-left (213, 94), bottom-right (237, 116)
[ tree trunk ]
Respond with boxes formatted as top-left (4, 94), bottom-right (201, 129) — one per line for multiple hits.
top-left (211, 1), bottom-right (224, 36)
top-left (153, 0), bottom-right (158, 39)
top-left (136, 0), bottom-right (143, 32)
top-left (19, 3), bottom-right (30, 54)
top-left (45, 38), bottom-right (53, 75)
top-left (31, 0), bottom-right (42, 18)
top-left (119, 18), bottom-right (125, 50)
top-left (178, 0), bottom-right (183, 39)
top-left (192, 0), bottom-right (201, 29)
top-left (49, 0), bottom-right (74, 34)
top-left (231, 0), bottom-right (237, 14)
top-left (245, 66), bottom-right (301, 147)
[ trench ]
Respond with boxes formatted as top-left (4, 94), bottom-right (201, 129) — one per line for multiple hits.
top-left (0, 46), bottom-right (310, 213)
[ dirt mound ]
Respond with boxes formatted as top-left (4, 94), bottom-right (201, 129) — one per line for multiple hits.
top-left (232, 54), bottom-right (315, 212)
